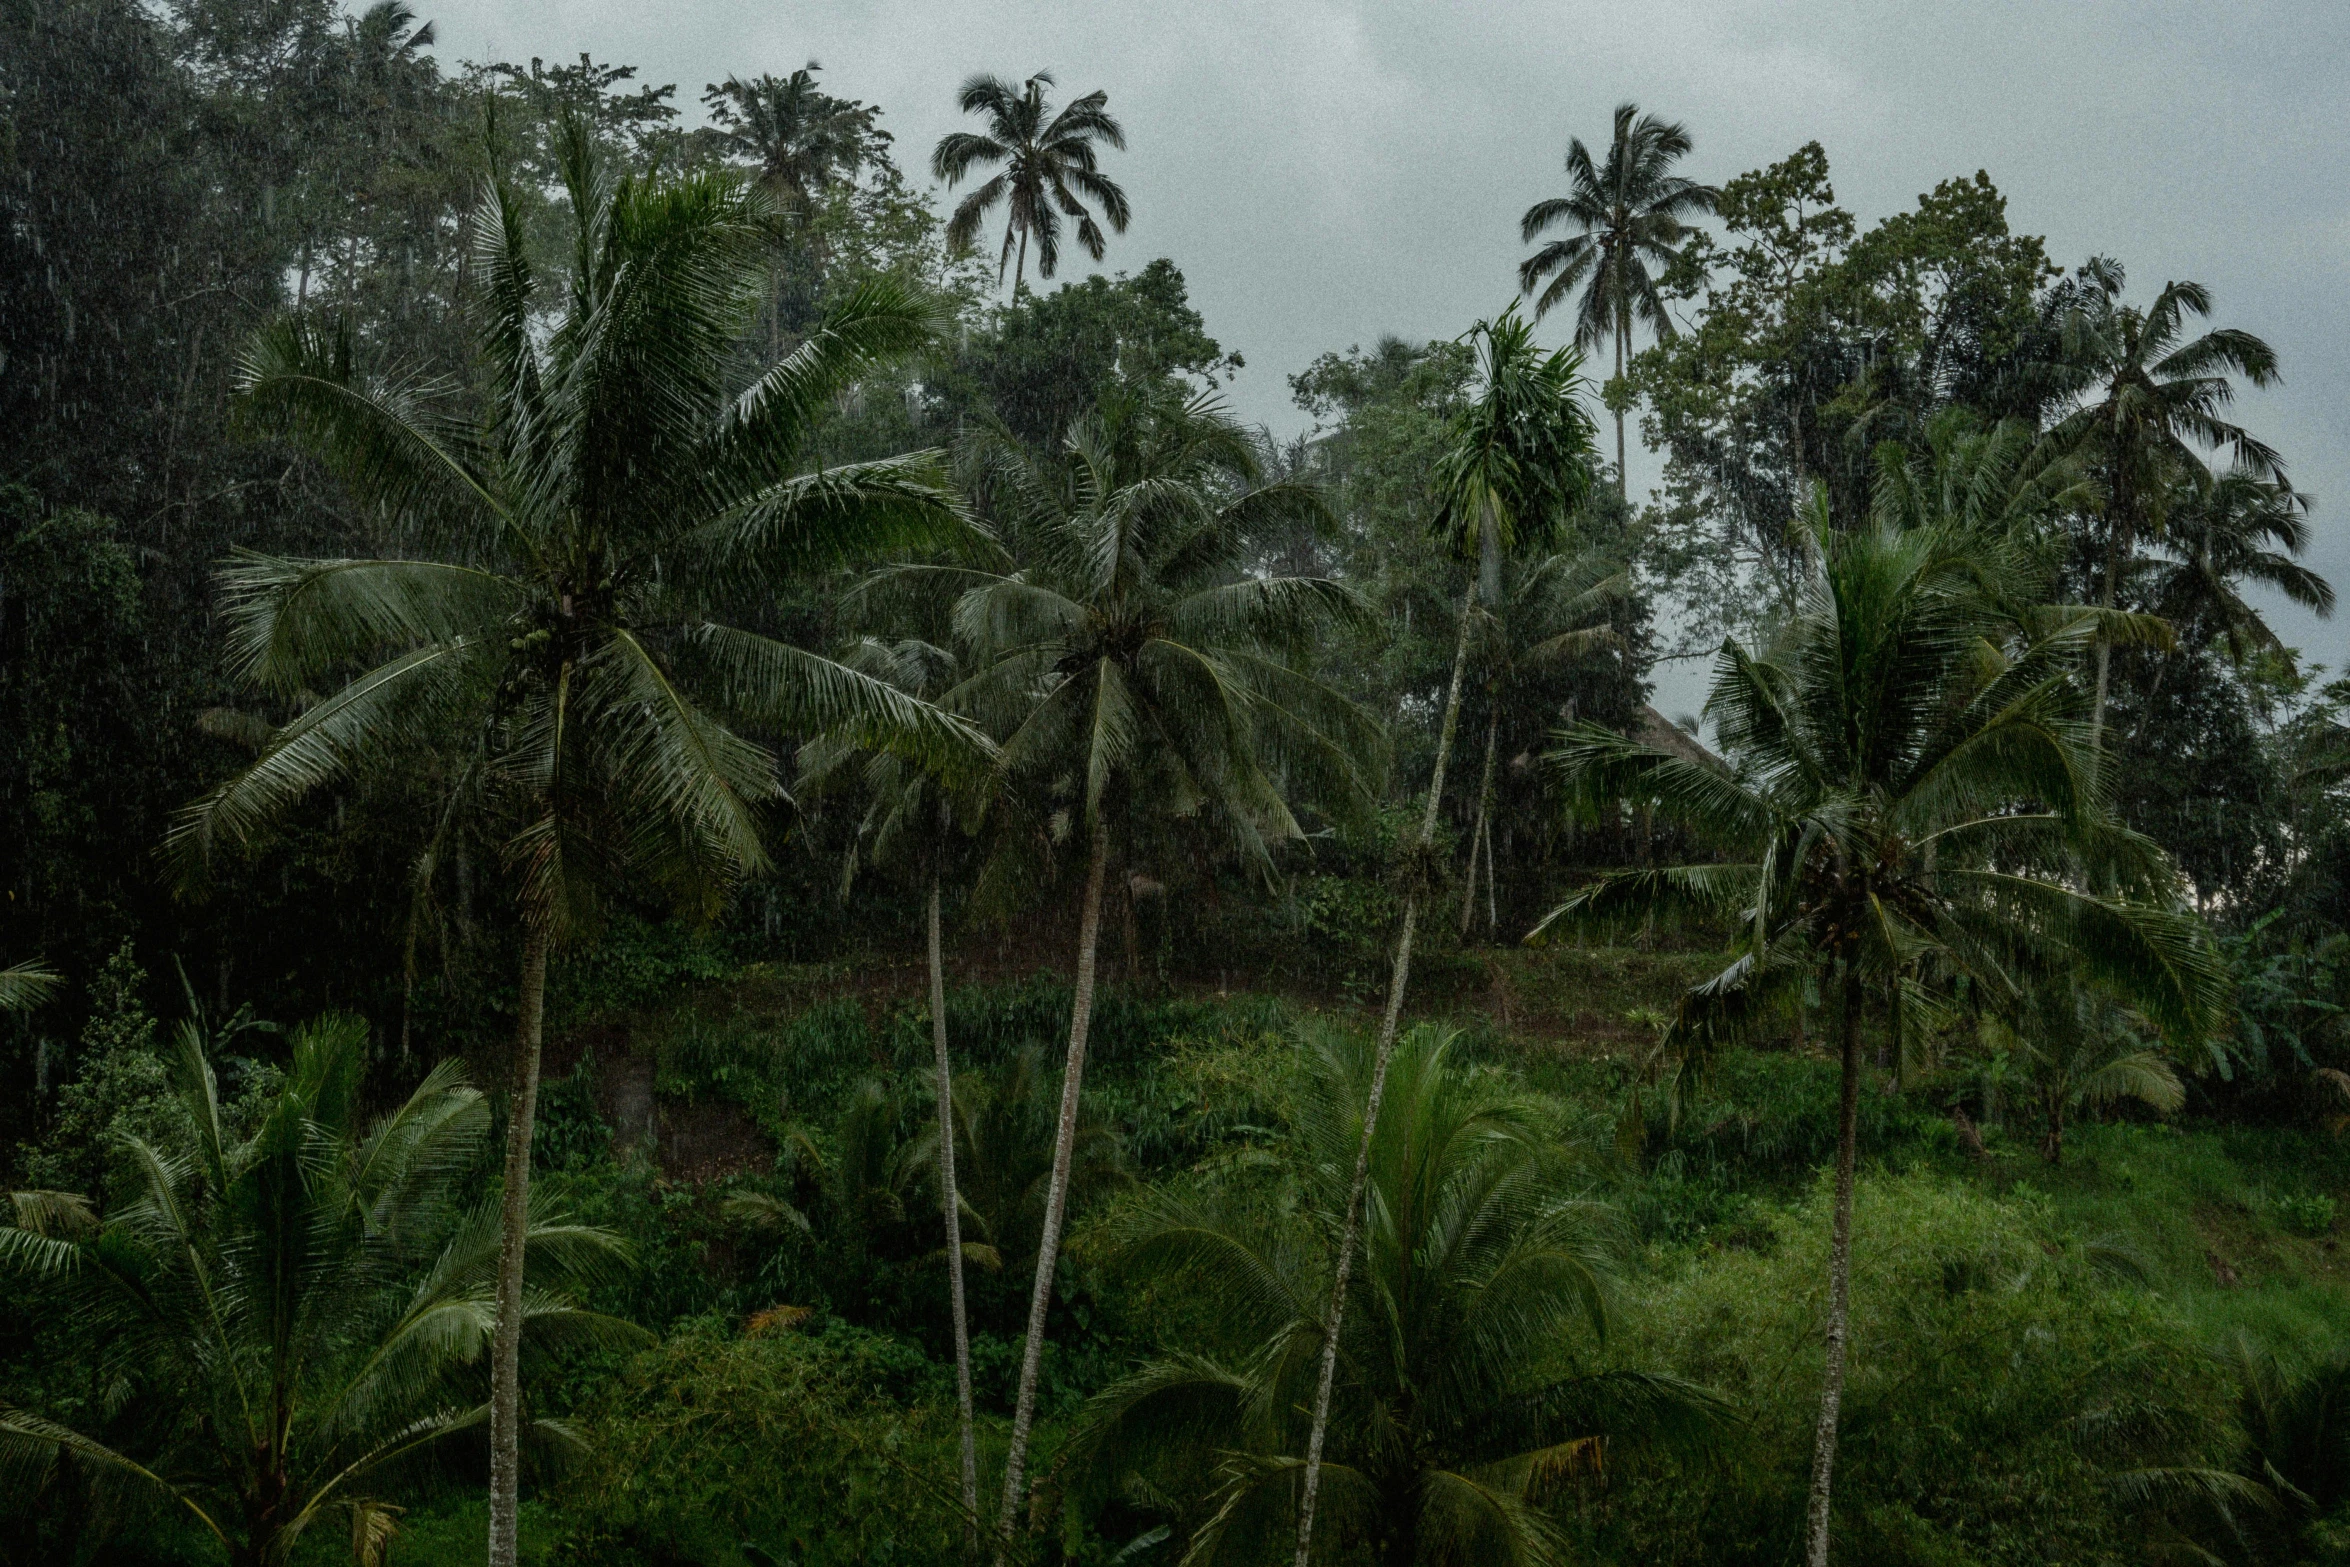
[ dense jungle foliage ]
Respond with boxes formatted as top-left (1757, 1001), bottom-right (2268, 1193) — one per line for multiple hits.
top-left (5, 3), bottom-right (2350, 1563)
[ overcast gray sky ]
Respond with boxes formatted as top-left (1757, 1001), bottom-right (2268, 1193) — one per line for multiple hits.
top-left (422, 0), bottom-right (2350, 706)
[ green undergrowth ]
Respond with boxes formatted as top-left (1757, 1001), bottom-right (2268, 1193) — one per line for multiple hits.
top-left (382, 942), bottom-right (2350, 1565)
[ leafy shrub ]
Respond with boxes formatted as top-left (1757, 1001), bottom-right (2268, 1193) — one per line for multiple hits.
top-left (546, 1317), bottom-right (970, 1566)
top-left (1598, 1172), bottom-right (2236, 1565)
top-left (2278, 1190), bottom-right (2339, 1236)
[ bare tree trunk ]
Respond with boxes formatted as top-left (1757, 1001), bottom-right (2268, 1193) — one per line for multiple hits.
top-left (1803, 960), bottom-right (1865, 1567)
top-left (930, 879), bottom-right (981, 1559)
top-left (1014, 226), bottom-right (1028, 296)
top-left (487, 924), bottom-right (550, 1567)
top-left (996, 820), bottom-right (1110, 1555)
top-left (1459, 701), bottom-right (1500, 942)
top-left (1294, 576), bottom-right (1478, 1567)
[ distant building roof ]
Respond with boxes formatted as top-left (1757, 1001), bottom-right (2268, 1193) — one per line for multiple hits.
top-left (1633, 705), bottom-right (1726, 772)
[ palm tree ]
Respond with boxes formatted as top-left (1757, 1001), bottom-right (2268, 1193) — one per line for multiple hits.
top-left (933, 72), bottom-right (1130, 293)
top-left (1518, 103), bottom-right (1717, 498)
top-left (2142, 469), bottom-right (2333, 665)
top-left (912, 388), bottom-right (1385, 1550)
top-left (1974, 984), bottom-right (2185, 1164)
top-left (1294, 308), bottom-right (1596, 1566)
top-left (0, 1015), bottom-right (630, 1567)
top-left (1458, 546), bottom-right (1629, 942)
top-left (1531, 502), bottom-right (2227, 1567)
top-left (2047, 259), bottom-right (2288, 734)
top-left (703, 64), bottom-right (880, 212)
top-left (172, 119), bottom-right (985, 1567)
top-left (1068, 1023), bottom-right (1719, 1564)
top-left (803, 634), bottom-right (991, 1550)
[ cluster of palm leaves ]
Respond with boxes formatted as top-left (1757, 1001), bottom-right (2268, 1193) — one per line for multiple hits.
top-left (0, 1014), bottom-right (630, 1567)
top-left (1066, 1024), bottom-right (1718, 1565)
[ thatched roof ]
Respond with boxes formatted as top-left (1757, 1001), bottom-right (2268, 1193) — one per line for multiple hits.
top-left (1633, 704), bottom-right (1726, 772)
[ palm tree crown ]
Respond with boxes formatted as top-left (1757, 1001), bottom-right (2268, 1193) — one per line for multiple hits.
top-left (933, 71), bottom-right (1131, 292)
top-left (950, 390), bottom-right (1388, 875)
top-left (177, 116), bottom-right (983, 933)
top-left (1072, 1024), bottom-right (1716, 1566)
top-left (703, 64), bottom-right (881, 211)
top-left (1519, 102), bottom-right (1717, 494)
top-left (2046, 259), bottom-right (2288, 729)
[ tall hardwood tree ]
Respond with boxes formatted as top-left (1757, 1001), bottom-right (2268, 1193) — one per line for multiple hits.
top-left (2047, 260), bottom-right (2287, 735)
top-left (917, 389), bottom-right (1384, 1552)
top-left (933, 71), bottom-right (1130, 293)
top-left (1532, 501), bottom-right (2227, 1567)
top-left (1518, 102), bottom-right (1717, 496)
top-left (172, 118), bottom-right (984, 1567)
top-left (1293, 308), bottom-right (1596, 1567)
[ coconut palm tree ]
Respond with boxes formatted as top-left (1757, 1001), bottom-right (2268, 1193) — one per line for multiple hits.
top-left (933, 72), bottom-right (1130, 293)
top-left (1067, 1023), bottom-right (1719, 1564)
top-left (1975, 984), bottom-right (2186, 1164)
top-left (2141, 469), bottom-right (2333, 665)
top-left (2046, 259), bottom-right (2288, 734)
top-left (0, 1015), bottom-right (630, 1567)
top-left (1518, 103), bottom-right (1717, 497)
top-left (906, 387), bottom-right (1385, 1550)
top-left (1294, 308), bottom-right (1596, 1566)
top-left (171, 118), bottom-right (985, 1567)
top-left (703, 64), bottom-right (880, 212)
top-left (802, 634), bottom-right (991, 1549)
top-left (1531, 503), bottom-right (2227, 1567)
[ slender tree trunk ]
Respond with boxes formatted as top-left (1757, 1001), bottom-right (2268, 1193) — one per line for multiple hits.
top-left (2091, 516), bottom-right (2129, 743)
top-left (1014, 226), bottom-right (1028, 296)
top-left (1294, 576), bottom-right (1479, 1567)
top-left (996, 820), bottom-right (1111, 1555)
top-left (1803, 959), bottom-right (1866, 1567)
top-left (1459, 701), bottom-right (1500, 942)
top-left (2042, 1101), bottom-right (2065, 1165)
top-left (1613, 329), bottom-right (1628, 500)
top-left (1484, 809), bottom-right (1499, 937)
top-left (930, 879), bottom-right (981, 1558)
top-left (487, 924), bottom-right (550, 1567)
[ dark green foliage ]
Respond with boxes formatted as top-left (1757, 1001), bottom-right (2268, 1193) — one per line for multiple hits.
top-left (948, 258), bottom-right (1241, 447)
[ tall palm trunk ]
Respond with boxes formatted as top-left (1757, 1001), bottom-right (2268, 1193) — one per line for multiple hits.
top-left (1802, 958), bottom-right (1865, 1567)
top-left (996, 818), bottom-right (1111, 1554)
top-left (2091, 516), bottom-right (2130, 743)
top-left (1294, 575), bottom-right (1479, 1567)
top-left (930, 877), bottom-right (981, 1558)
top-left (487, 923), bottom-right (550, 1567)
top-left (1613, 325), bottom-right (1628, 500)
top-left (1459, 700), bottom-right (1501, 942)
